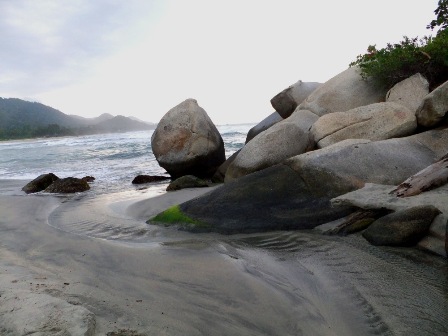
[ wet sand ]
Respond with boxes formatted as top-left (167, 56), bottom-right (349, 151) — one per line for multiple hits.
top-left (0, 180), bottom-right (447, 335)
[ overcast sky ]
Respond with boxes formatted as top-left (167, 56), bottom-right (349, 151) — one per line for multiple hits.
top-left (0, 0), bottom-right (439, 125)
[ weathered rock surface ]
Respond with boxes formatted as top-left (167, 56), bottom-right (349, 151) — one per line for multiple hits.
top-left (362, 206), bottom-right (441, 247)
top-left (286, 129), bottom-right (448, 193)
top-left (153, 129), bottom-right (448, 235)
top-left (0, 290), bottom-right (96, 335)
top-left (22, 173), bottom-right (59, 194)
top-left (288, 108), bottom-right (320, 134)
top-left (225, 110), bottom-right (318, 182)
top-left (298, 66), bottom-right (387, 116)
top-left (151, 99), bottom-right (225, 178)
top-left (332, 183), bottom-right (448, 257)
top-left (311, 102), bottom-right (416, 148)
top-left (44, 177), bottom-right (90, 193)
top-left (270, 80), bottom-right (321, 118)
top-left (245, 111), bottom-right (283, 143)
top-left (160, 164), bottom-right (353, 234)
top-left (211, 150), bottom-right (240, 183)
top-left (132, 175), bottom-right (170, 184)
top-left (166, 175), bottom-right (209, 191)
top-left (287, 143), bottom-right (416, 193)
top-left (386, 73), bottom-right (429, 113)
top-left (416, 79), bottom-right (448, 127)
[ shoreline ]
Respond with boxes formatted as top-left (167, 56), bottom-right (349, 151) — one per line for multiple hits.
top-left (0, 179), bottom-right (447, 335)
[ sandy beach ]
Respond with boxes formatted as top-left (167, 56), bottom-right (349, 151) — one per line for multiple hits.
top-left (0, 179), bottom-right (447, 336)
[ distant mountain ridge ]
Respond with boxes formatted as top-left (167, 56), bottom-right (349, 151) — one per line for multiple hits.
top-left (69, 112), bottom-right (115, 125)
top-left (0, 97), bottom-right (156, 140)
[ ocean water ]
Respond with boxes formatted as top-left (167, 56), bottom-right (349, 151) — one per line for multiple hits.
top-left (0, 123), bottom-right (253, 194)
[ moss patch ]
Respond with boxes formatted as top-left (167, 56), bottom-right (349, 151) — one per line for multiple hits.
top-left (148, 205), bottom-right (210, 229)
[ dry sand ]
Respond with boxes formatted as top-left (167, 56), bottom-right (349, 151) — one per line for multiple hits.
top-left (0, 180), bottom-right (447, 335)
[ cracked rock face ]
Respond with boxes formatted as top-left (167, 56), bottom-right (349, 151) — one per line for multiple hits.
top-left (151, 99), bottom-right (225, 179)
top-left (310, 102), bottom-right (417, 148)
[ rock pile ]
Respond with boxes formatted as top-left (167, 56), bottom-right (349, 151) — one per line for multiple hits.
top-left (23, 173), bottom-right (94, 194)
top-left (150, 66), bottom-right (448, 258)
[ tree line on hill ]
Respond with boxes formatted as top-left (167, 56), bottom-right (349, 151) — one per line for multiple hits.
top-left (0, 98), bottom-right (156, 140)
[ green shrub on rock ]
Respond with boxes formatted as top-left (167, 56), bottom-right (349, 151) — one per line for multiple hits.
top-left (350, 32), bottom-right (448, 90)
top-left (350, 1), bottom-right (448, 90)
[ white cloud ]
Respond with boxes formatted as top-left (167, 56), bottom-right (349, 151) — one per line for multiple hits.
top-left (0, 0), bottom-right (440, 125)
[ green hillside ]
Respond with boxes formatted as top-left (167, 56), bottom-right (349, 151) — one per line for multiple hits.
top-left (0, 98), bottom-right (155, 140)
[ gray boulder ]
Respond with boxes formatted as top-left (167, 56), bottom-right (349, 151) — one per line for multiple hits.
top-left (166, 175), bottom-right (209, 191)
top-left (311, 102), bottom-right (416, 148)
top-left (44, 177), bottom-right (90, 193)
top-left (386, 73), bottom-right (429, 113)
top-left (416, 80), bottom-right (448, 127)
top-left (286, 129), bottom-right (448, 193)
top-left (150, 164), bottom-right (353, 234)
top-left (245, 111), bottom-right (283, 143)
top-left (151, 99), bottom-right (225, 178)
top-left (270, 80), bottom-right (321, 118)
top-left (22, 173), bottom-right (59, 194)
top-left (362, 206), bottom-right (441, 246)
top-left (298, 66), bottom-right (387, 116)
top-left (225, 110), bottom-right (318, 182)
top-left (332, 183), bottom-right (448, 257)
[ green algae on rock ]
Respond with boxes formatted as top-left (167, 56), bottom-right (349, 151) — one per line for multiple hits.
top-left (148, 205), bottom-right (211, 231)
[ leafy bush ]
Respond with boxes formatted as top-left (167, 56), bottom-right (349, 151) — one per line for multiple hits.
top-left (351, 1), bottom-right (448, 90)
top-left (427, 0), bottom-right (448, 31)
top-left (350, 30), bottom-right (448, 90)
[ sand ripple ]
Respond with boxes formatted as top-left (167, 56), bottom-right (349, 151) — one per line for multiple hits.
top-left (47, 191), bottom-right (448, 335)
top-left (232, 232), bottom-right (448, 336)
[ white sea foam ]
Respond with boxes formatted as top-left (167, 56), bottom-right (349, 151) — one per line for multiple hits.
top-left (0, 126), bottom-right (253, 194)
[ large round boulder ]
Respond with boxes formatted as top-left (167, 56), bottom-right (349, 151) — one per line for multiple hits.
top-left (151, 99), bottom-right (225, 179)
top-left (298, 66), bottom-right (387, 116)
